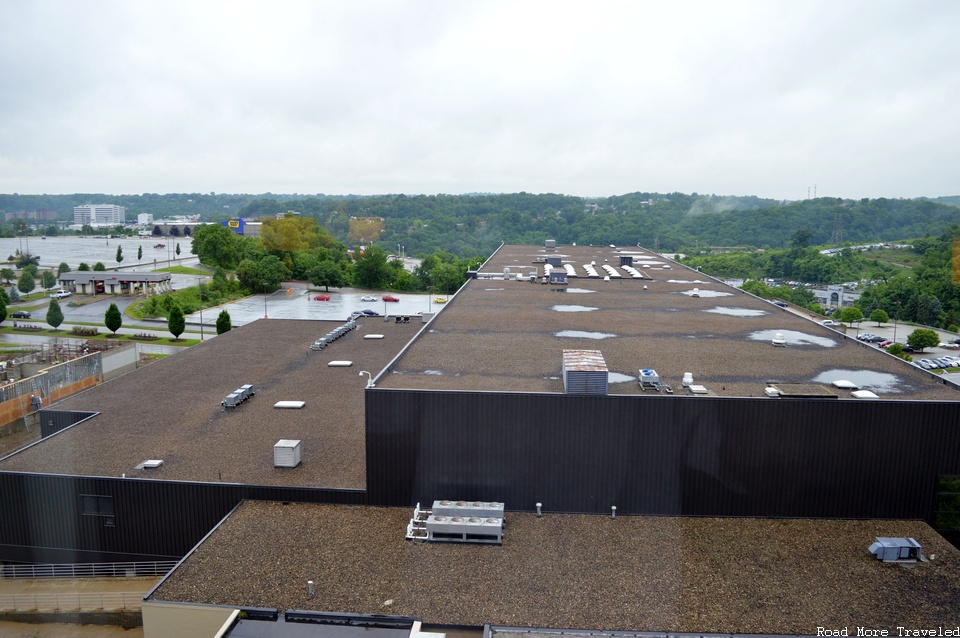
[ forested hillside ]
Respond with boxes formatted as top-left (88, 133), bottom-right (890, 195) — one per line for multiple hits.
top-left (3, 192), bottom-right (960, 258)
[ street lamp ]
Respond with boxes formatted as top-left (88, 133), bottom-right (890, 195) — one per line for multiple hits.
top-left (197, 278), bottom-right (204, 340)
top-left (263, 284), bottom-right (268, 319)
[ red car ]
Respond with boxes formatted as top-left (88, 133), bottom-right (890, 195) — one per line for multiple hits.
top-left (382, 295), bottom-right (400, 302)
top-left (313, 295), bottom-right (330, 301)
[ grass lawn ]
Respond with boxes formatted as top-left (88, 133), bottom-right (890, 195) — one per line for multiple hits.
top-left (153, 265), bottom-right (209, 275)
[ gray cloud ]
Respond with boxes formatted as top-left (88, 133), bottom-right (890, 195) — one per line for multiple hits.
top-left (1, 0), bottom-right (958, 199)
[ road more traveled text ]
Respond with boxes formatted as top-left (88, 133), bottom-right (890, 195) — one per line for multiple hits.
top-left (817, 628), bottom-right (960, 636)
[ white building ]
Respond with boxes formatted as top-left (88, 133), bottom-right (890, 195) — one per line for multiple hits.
top-left (73, 204), bottom-right (126, 226)
top-left (137, 213), bottom-right (154, 225)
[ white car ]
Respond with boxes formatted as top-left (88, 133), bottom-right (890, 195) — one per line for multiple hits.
top-left (820, 319), bottom-right (838, 326)
top-left (50, 290), bottom-right (72, 299)
top-left (360, 295), bottom-right (377, 302)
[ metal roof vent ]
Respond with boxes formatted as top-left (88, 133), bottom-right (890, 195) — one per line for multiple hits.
top-left (869, 537), bottom-right (921, 562)
top-left (137, 459), bottom-right (164, 469)
top-left (772, 333), bottom-right (786, 347)
top-left (562, 350), bottom-right (608, 395)
top-left (274, 439), bottom-right (302, 468)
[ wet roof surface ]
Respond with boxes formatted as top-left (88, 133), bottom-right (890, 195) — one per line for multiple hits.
top-left (150, 501), bottom-right (960, 633)
top-left (377, 245), bottom-right (960, 400)
top-left (0, 318), bottom-right (421, 486)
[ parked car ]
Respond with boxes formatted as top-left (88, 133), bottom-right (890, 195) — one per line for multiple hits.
top-left (856, 333), bottom-right (876, 341)
top-left (878, 340), bottom-right (893, 348)
top-left (382, 295), bottom-right (400, 302)
top-left (313, 295), bottom-right (330, 301)
top-left (865, 335), bottom-right (885, 343)
top-left (361, 309), bottom-right (382, 316)
top-left (50, 290), bottom-right (72, 299)
top-left (935, 358), bottom-right (956, 368)
top-left (820, 319), bottom-right (838, 326)
top-left (360, 295), bottom-right (377, 302)
top-left (917, 359), bottom-right (935, 370)
top-left (10, 310), bottom-right (31, 319)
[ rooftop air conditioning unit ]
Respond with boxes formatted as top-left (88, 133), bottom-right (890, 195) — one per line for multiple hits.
top-left (274, 439), bottom-right (302, 468)
top-left (869, 537), bottom-right (921, 562)
top-left (433, 500), bottom-right (505, 519)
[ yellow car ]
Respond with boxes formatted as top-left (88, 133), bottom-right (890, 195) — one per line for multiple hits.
top-left (434, 297), bottom-right (447, 304)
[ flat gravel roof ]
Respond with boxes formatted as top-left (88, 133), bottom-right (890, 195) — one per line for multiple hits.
top-left (378, 245), bottom-right (960, 400)
top-left (149, 501), bottom-right (960, 633)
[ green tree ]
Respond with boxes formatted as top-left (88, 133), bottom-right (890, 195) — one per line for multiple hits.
top-left (907, 328), bottom-right (939, 353)
top-left (116, 246), bottom-right (123, 265)
top-left (9, 286), bottom-right (20, 302)
top-left (352, 246), bottom-right (391, 289)
top-left (309, 260), bottom-right (346, 292)
top-left (17, 271), bottom-right (35, 295)
top-left (869, 308), bottom-right (889, 326)
top-left (740, 279), bottom-right (773, 299)
top-left (191, 223), bottom-right (241, 269)
top-left (886, 343), bottom-right (912, 361)
top-left (176, 243), bottom-right (181, 259)
top-left (93, 262), bottom-right (106, 271)
top-left (104, 302), bottom-right (122, 335)
top-left (41, 270), bottom-right (57, 290)
top-left (78, 262), bottom-right (91, 271)
top-left (137, 245), bottom-right (143, 263)
top-left (46, 298), bottom-right (64, 330)
top-left (81, 224), bottom-right (94, 236)
top-left (1, 268), bottom-right (13, 284)
top-left (839, 307), bottom-right (864, 324)
top-left (0, 296), bottom-right (6, 324)
top-left (235, 255), bottom-right (287, 293)
top-left (216, 310), bottom-right (232, 335)
top-left (57, 262), bottom-right (70, 276)
top-left (168, 305), bottom-right (185, 339)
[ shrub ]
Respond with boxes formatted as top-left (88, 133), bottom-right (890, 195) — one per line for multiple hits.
top-left (70, 326), bottom-right (100, 336)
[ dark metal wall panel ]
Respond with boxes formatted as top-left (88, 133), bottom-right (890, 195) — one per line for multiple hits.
top-left (0, 473), bottom-right (366, 563)
top-left (365, 389), bottom-right (960, 522)
top-left (38, 410), bottom-right (98, 438)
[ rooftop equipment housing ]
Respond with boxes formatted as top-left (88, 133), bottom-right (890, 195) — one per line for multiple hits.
top-left (563, 350), bottom-right (608, 395)
top-left (869, 537), bottom-right (921, 562)
top-left (274, 439), bottom-right (302, 468)
top-left (619, 255), bottom-right (633, 267)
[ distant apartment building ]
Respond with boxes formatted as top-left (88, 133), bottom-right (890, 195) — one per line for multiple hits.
top-left (73, 204), bottom-right (126, 226)
top-left (137, 213), bottom-right (154, 226)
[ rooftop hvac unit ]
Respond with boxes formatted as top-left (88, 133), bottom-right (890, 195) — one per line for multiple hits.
top-left (545, 239), bottom-right (556, 249)
top-left (274, 439), bottom-right (302, 468)
top-left (432, 500), bottom-right (505, 519)
top-left (619, 255), bottom-right (633, 266)
top-left (425, 515), bottom-right (503, 544)
top-left (562, 350), bottom-right (608, 395)
top-left (869, 537), bottom-right (921, 562)
top-left (546, 256), bottom-right (562, 267)
top-left (222, 392), bottom-right (242, 408)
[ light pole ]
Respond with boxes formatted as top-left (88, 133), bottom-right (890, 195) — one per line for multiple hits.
top-left (263, 284), bottom-right (268, 319)
top-left (197, 277), bottom-right (204, 340)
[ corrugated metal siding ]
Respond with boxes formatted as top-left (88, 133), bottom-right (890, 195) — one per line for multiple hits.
top-left (366, 389), bottom-right (960, 521)
top-left (0, 473), bottom-right (365, 563)
top-left (38, 409), bottom-right (98, 438)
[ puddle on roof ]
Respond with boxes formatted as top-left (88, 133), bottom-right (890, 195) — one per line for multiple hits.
top-left (484, 288), bottom-right (505, 291)
top-left (608, 372), bottom-right (636, 383)
top-left (552, 305), bottom-right (599, 312)
top-left (813, 369), bottom-right (903, 394)
top-left (748, 329), bottom-right (837, 347)
top-left (555, 330), bottom-right (617, 339)
top-left (423, 370), bottom-right (444, 376)
top-left (565, 288), bottom-right (597, 294)
top-left (680, 289), bottom-right (733, 298)
top-left (668, 279), bottom-right (710, 284)
top-left (706, 307), bottom-right (768, 317)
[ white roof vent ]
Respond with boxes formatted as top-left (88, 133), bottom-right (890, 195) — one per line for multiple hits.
top-left (851, 390), bottom-right (879, 399)
top-left (274, 439), bottom-right (302, 468)
top-left (832, 379), bottom-right (859, 389)
top-left (764, 387), bottom-right (780, 397)
top-left (137, 460), bottom-right (164, 469)
top-left (772, 333), bottom-right (786, 347)
top-left (274, 400), bottom-right (306, 409)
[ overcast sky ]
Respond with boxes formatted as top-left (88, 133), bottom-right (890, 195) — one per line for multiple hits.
top-left (1, 1), bottom-right (958, 200)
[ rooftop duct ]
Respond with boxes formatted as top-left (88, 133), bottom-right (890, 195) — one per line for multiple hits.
top-left (869, 537), bottom-right (921, 562)
top-left (562, 350), bottom-right (608, 395)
